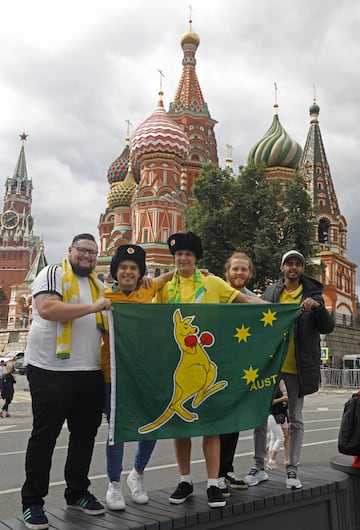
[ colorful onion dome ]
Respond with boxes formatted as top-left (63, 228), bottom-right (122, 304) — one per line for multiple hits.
top-left (131, 97), bottom-right (190, 163)
top-left (248, 104), bottom-right (302, 169)
top-left (107, 163), bottom-right (138, 209)
top-left (107, 140), bottom-right (140, 184)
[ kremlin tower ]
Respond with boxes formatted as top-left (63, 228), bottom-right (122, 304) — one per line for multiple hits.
top-left (0, 134), bottom-right (44, 328)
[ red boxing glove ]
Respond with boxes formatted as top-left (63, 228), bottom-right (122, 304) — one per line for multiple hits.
top-left (185, 335), bottom-right (197, 347)
top-left (200, 332), bottom-right (214, 346)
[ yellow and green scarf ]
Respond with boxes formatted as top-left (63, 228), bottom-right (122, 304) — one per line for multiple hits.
top-left (168, 267), bottom-right (206, 304)
top-left (56, 257), bottom-right (109, 359)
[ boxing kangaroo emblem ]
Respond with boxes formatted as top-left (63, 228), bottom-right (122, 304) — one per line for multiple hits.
top-left (138, 308), bottom-right (227, 434)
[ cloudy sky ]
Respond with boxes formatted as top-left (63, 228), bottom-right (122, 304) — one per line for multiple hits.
top-left (1, 0), bottom-right (359, 288)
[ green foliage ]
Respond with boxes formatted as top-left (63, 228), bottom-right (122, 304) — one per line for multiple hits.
top-left (187, 162), bottom-right (317, 291)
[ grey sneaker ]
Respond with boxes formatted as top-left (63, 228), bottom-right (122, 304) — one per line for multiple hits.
top-left (244, 467), bottom-right (269, 486)
top-left (127, 469), bottom-right (149, 504)
top-left (286, 471), bottom-right (302, 489)
top-left (106, 481), bottom-right (126, 510)
top-left (218, 477), bottom-right (230, 497)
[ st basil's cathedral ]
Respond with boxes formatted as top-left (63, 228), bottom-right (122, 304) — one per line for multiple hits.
top-left (0, 20), bottom-right (356, 340)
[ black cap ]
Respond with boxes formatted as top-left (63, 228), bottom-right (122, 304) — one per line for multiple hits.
top-left (167, 231), bottom-right (203, 260)
top-left (110, 244), bottom-right (146, 280)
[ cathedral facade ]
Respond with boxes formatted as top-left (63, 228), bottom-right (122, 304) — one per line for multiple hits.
top-left (97, 20), bottom-right (356, 321)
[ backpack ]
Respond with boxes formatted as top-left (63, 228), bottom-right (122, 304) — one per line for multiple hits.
top-left (338, 392), bottom-right (360, 456)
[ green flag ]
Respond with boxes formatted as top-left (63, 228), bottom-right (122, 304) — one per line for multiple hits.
top-left (109, 303), bottom-right (301, 444)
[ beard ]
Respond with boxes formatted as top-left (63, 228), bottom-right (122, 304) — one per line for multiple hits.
top-left (71, 262), bottom-right (94, 277)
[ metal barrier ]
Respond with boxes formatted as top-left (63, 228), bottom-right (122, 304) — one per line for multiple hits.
top-left (320, 368), bottom-right (360, 391)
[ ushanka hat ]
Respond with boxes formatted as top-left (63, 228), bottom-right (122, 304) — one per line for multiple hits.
top-left (110, 244), bottom-right (146, 279)
top-left (167, 231), bottom-right (204, 260)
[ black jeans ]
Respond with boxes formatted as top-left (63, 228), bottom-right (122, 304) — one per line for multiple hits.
top-left (21, 365), bottom-right (104, 508)
top-left (219, 432), bottom-right (239, 477)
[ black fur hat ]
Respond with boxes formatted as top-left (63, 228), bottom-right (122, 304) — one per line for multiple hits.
top-left (110, 244), bottom-right (146, 280)
top-left (167, 231), bottom-right (203, 260)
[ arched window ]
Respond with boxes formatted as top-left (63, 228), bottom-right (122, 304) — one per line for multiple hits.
top-left (318, 218), bottom-right (330, 243)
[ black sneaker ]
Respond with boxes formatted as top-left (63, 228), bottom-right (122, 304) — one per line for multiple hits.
top-left (23, 505), bottom-right (49, 530)
top-left (67, 492), bottom-right (105, 515)
top-left (207, 485), bottom-right (226, 508)
top-left (169, 481), bottom-right (193, 504)
top-left (225, 473), bottom-right (248, 490)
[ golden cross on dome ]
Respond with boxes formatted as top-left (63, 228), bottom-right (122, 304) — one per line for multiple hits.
top-left (313, 84), bottom-right (317, 103)
top-left (274, 82), bottom-right (278, 105)
top-left (158, 69), bottom-right (165, 98)
top-left (19, 132), bottom-right (28, 141)
top-left (226, 144), bottom-right (233, 159)
top-left (189, 4), bottom-right (193, 22)
top-left (125, 119), bottom-right (132, 137)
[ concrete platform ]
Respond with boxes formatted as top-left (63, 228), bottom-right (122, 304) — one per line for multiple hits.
top-left (1, 465), bottom-right (351, 530)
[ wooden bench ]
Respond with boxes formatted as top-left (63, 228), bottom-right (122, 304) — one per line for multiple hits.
top-left (1, 465), bottom-right (351, 530)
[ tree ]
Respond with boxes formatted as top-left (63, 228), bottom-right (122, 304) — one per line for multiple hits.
top-left (185, 163), bottom-right (236, 275)
top-left (187, 162), bottom-right (317, 291)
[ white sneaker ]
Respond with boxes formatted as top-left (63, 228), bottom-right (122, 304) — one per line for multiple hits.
top-left (286, 471), bottom-right (302, 489)
top-left (106, 481), bottom-right (126, 510)
top-left (243, 468), bottom-right (269, 486)
top-left (127, 469), bottom-right (149, 504)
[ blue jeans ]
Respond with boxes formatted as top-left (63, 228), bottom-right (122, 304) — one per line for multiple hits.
top-left (104, 382), bottom-right (156, 482)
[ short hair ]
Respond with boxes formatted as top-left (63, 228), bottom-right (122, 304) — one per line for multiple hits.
top-left (225, 251), bottom-right (254, 275)
top-left (71, 233), bottom-right (96, 246)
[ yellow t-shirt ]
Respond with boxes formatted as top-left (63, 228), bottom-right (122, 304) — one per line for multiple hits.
top-left (280, 284), bottom-right (303, 374)
top-left (101, 281), bottom-right (158, 382)
top-left (154, 273), bottom-right (239, 304)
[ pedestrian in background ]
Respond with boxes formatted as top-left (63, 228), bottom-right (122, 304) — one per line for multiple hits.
top-left (0, 364), bottom-right (16, 418)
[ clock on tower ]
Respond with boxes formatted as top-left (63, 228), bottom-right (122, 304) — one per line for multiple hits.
top-left (1, 209), bottom-right (19, 229)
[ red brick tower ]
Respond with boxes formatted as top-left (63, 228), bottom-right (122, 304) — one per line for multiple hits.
top-left (0, 134), bottom-right (40, 326)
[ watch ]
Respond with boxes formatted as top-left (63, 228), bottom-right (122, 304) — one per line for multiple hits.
top-left (1, 210), bottom-right (19, 229)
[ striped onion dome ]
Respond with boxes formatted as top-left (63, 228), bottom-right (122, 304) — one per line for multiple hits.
top-left (248, 104), bottom-right (302, 168)
top-left (107, 163), bottom-right (138, 209)
top-left (107, 141), bottom-right (140, 184)
top-left (131, 97), bottom-right (190, 163)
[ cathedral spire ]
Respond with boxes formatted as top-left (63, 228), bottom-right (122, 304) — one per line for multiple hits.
top-left (300, 100), bottom-right (340, 217)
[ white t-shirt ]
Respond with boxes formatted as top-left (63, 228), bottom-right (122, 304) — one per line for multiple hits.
top-left (25, 264), bottom-right (102, 371)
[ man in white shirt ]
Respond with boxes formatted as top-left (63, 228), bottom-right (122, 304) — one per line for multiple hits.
top-left (21, 234), bottom-right (112, 530)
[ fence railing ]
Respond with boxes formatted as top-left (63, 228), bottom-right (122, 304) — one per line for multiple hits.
top-left (320, 368), bottom-right (360, 391)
